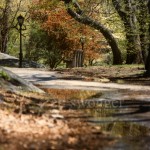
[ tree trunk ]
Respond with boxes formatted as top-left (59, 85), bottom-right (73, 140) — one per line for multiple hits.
top-left (1, 31), bottom-right (8, 53)
top-left (125, 28), bottom-right (142, 64)
top-left (112, 0), bottom-right (143, 64)
top-left (64, 1), bottom-right (123, 65)
top-left (125, 0), bottom-right (143, 64)
top-left (137, 1), bottom-right (149, 64)
top-left (0, 0), bottom-right (10, 53)
top-left (145, 0), bottom-right (150, 76)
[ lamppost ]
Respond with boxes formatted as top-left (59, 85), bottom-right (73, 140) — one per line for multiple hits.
top-left (80, 37), bottom-right (86, 51)
top-left (17, 15), bottom-right (24, 68)
top-left (79, 37), bottom-right (86, 67)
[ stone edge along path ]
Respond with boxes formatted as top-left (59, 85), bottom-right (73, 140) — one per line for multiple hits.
top-left (0, 67), bottom-right (45, 93)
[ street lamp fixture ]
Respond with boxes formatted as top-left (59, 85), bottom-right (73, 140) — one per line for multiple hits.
top-left (17, 15), bottom-right (24, 27)
top-left (17, 15), bottom-right (24, 68)
top-left (80, 36), bottom-right (86, 51)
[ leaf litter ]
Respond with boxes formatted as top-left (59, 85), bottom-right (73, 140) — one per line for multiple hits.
top-left (0, 89), bottom-right (116, 150)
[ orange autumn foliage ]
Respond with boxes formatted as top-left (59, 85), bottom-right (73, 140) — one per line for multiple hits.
top-left (30, 0), bottom-right (104, 64)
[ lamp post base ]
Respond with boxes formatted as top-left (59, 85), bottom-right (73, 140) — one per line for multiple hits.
top-left (19, 52), bottom-right (23, 68)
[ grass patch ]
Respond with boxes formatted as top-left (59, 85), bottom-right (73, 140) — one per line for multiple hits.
top-left (0, 70), bottom-right (10, 80)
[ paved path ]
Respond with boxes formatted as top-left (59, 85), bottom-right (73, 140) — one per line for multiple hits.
top-left (4, 67), bottom-right (150, 92)
top-left (4, 67), bottom-right (150, 128)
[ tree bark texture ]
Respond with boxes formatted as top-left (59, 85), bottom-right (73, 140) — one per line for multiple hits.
top-left (0, 0), bottom-right (11, 53)
top-left (137, 1), bottom-right (149, 63)
top-left (112, 0), bottom-right (143, 64)
top-left (145, 0), bottom-right (150, 76)
top-left (64, 0), bottom-right (123, 65)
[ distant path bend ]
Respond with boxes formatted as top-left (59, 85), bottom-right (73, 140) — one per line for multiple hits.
top-left (4, 67), bottom-right (150, 92)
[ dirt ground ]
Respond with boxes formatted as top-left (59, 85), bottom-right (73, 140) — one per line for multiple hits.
top-left (0, 65), bottom-right (150, 150)
top-left (56, 65), bottom-right (150, 85)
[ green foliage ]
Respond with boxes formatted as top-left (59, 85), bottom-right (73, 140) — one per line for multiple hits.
top-left (25, 22), bottom-right (64, 68)
top-left (7, 29), bottom-right (20, 57)
top-left (0, 70), bottom-right (10, 80)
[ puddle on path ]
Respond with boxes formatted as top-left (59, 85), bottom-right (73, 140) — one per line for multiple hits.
top-left (42, 88), bottom-right (103, 100)
top-left (43, 88), bottom-right (150, 150)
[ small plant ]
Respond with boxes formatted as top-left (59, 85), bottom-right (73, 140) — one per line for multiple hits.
top-left (0, 71), bottom-right (10, 80)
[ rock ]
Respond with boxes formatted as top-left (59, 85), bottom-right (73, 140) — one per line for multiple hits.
top-left (0, 53), bottom-right (45, 68)
top-left (0, 67), bottom-right (45, 94)
top-left (0, 53), bottom-right (17, 59)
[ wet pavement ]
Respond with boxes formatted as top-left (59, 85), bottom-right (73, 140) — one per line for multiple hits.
top-left (4, 67), bottom-right (150, 149)
top-left (45, 88), bottom-right (150, 150)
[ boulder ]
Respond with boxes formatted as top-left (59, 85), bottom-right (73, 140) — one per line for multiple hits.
top-left (0, 67), bottom-right (45, 94)
top-left (0, 53), bottom-right (45, 68)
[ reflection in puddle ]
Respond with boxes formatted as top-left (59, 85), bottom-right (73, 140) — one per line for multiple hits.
top-left (86, 99), bottom-right (150, 134)
top-left (42, 88), bottom-right (102, 100)
top-left (43, 88), bottom-right (150, 149)
top-left (86, 99), bottom-right (150, 150)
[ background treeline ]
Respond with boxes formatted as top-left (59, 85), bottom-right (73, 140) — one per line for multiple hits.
top-left (0, 0), bottom-right (150, 75)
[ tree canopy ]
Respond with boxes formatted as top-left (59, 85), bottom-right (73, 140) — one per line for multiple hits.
top-left (1, 0), bottom-right (150, 75)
